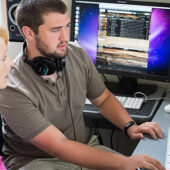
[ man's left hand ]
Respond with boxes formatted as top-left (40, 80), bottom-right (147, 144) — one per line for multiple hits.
top-left (127, 122), bottom-right (163, 140)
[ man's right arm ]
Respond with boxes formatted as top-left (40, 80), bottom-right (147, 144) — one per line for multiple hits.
top-left (30, 124), bottom-right (165, 170)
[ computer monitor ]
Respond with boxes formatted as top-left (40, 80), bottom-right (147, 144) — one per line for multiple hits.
top-left (70, 0), bottom-right (170, 95)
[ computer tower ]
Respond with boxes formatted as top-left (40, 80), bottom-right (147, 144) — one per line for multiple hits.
top-left (6, 0), bottom-right (24, 42)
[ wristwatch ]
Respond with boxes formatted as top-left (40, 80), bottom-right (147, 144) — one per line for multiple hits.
top-left (124, 121), bottom-right (136, 136)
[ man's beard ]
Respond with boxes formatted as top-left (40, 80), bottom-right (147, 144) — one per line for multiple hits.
top-left (35, 36), bottom-right (68, 60)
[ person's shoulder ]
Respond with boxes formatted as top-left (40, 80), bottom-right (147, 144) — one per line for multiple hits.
top-left (68, 41), bottom-right (89, 57)
top-left (12, 50), bottom-right (24, 69)
top-left (9, 53), bottom-right (25, 79)
top-left (7, 53), bottom-right (36, 94)
top-left (67, 42), bottom-right (93, 68)
top-left (68, 41), bottom-right (82, 49)
top-left (68, 41), bottom-right (87, 53)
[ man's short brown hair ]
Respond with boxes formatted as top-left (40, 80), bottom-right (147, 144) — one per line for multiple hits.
top-left (16, 0), bottom-right (67, 35)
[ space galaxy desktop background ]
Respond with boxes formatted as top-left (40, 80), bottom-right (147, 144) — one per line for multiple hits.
top-left (148, 8), bottom-right (170, 76)
top-left (76, 4), bottom-right (99, 65)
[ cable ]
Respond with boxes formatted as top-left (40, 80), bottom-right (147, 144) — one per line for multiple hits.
top-left (95, 119), bottom-right (99, 134)
top-left (110, 129), bottom-right (115, 149)
top-left (117, 75), bottom-right (121, 82)
top-left (88, 127), bottom-right (93, 141)
top-left (102, 74), bottom-right (108, 83)
top-left (64, 68), bottom-right (77, 141)
top-left (94, 120), bottom-right (104, 145)
top-left (165, 88), bottom-right (170, 95)
top-left (64, 68), bottom-right (88, 170)
top-left (64, 68), bottom-right (83, 170)
top-left (134, 91), bottom-right (170, 102)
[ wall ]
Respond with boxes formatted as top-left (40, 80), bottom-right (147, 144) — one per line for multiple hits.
top-left (0, 2), bottom-right (2, 25)
top-left (0, 0), bottom-right (170, 89)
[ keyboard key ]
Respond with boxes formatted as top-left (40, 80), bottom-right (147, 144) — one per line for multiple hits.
top-left (124, 97), bottom-right (132, 108)
top-left (85, 99), bottom-right (91, 105)
top-left (135, 98), bottom-right (143, 109)
top-left (128, 97), bottom-right (135, 108)
top-left (132, 98), bottom-right (140, 109)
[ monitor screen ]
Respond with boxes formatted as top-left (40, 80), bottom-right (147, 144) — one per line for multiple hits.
top-left (71, 0), bottom-right (170, 94)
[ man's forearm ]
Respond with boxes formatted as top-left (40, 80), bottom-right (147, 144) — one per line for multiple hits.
top-left (53, 139), bottom-right (126, 170)
top-left (30, 125), bottom-right (126, 169)
top-left (97, 90), bottom-right (134, 131)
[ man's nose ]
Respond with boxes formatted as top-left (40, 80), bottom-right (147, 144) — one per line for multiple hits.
top-left (59, 27), bottom-right (69, 41)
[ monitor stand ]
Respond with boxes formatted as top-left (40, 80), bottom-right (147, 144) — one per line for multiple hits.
top-left (105, 77), bottom-right (157, 96)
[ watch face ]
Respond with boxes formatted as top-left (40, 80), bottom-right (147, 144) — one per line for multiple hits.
top-left (124, 121), bottom-right (136, 136)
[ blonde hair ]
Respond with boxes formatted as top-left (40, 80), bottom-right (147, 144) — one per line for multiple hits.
top-left (0, 26), bottom-right (9, 45)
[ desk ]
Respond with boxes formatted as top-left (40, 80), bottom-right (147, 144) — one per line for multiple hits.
top-left (133, 92), bottom-right (170, 165)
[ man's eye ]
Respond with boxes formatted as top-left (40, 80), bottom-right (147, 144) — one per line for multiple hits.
top-left (52, 29), bottom-right (59, 32)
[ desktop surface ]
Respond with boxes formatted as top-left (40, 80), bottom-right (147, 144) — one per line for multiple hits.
top-left (133, 92), bottom-right (170, 166)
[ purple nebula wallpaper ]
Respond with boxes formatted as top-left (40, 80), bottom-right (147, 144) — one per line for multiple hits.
top-left (78, 4), bottom-right (99, 65)
top-left (148, 8), bottom-right (170, 76)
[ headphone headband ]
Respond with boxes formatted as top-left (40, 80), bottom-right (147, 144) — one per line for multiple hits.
top-left (25, 56), bottom-right (66, 75)
top-left (22, 43), bottom-right (66, 75)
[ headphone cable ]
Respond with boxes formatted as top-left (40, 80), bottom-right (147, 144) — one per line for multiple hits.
top-left (64, 68), bottom-right (77, 141)
top-left (64, 68), bottom-right (84, 170)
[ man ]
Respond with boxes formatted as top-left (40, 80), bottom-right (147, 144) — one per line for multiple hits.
top-left (0, 0), bottom-right (165, 170)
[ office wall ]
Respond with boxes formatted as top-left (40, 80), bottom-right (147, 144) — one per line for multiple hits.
top-left (0, 2), bottom-right (2, 25)
top-left (0, 0), bottom-right (170, 89)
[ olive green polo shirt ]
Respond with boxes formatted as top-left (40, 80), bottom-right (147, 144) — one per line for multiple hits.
top-left (0, 42), bottom-right (105, 170)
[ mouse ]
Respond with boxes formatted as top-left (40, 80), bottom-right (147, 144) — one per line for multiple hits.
top-left (164, 104), bottom-right (170, 113)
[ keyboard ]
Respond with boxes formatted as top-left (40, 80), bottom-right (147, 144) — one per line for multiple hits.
top-left (115, 96), bottom-right (144, 109)
top-left (85, 96), bottom-right (144, 110)
top-left (166, 128), bottom-right (170, 170)
top-left (84, 97), bottom-right (157, 119)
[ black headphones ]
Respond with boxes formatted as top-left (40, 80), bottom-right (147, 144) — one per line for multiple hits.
top-left (25, 56), bottom-right (66, 75)
top-left (23, 43), bottom-right (66, 75)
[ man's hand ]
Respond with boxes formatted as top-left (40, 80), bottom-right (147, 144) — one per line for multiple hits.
top-left (127, 122), bottom-right (163, 140)
top-left (122, 154), bottom-right (165, 170)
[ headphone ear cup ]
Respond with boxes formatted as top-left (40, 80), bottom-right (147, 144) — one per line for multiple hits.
top-left (30, 57), bottom-right (57, 75)
top-left (55, 58), bottom-right (66, 72)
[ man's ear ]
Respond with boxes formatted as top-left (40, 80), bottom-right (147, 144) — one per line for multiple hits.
top-left (22, 26), bottom-right (35, 40)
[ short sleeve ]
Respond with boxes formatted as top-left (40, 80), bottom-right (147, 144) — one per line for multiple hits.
top-left (0, 87), bottom-right (51, 141)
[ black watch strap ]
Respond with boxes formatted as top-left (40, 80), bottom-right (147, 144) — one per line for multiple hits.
top-left (124, 121), bottom-right (136, 136)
